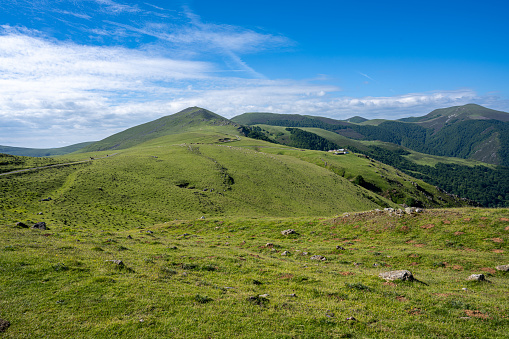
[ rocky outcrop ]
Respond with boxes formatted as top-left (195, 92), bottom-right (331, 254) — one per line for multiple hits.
top-left (379, 270), bottom-right (414, 281)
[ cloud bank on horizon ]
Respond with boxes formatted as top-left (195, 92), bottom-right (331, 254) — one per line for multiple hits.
top-left (0, 0), bottom-right (508, 148)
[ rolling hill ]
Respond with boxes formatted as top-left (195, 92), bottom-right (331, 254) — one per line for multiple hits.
top-left (232, 104), bottom-right (509, 167)
top-left (0, 142), bottom-right (94, 157)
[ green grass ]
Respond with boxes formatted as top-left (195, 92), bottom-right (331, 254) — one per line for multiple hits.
top-left (0, 209), bottom-right (507, 338)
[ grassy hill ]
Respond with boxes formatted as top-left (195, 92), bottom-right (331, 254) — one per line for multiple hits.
top-left (80, 107), bottom-right (240, 152)
top-left (0, 108), bottom-right (507, 338)
top-left (232, 104), bottom-right (509, 167)
top-left (0, 142), bottom-right (94, 157)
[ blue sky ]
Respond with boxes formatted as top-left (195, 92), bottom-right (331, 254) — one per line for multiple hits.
top-left (1, 0), bottom-right (508, 147)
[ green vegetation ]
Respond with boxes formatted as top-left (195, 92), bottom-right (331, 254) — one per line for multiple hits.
top-left (0, 209), bottom-right (508, 338)
top-left (0, 142), bottom-right (94, 157)
top-left (0, 107), bottom-right (507, 338)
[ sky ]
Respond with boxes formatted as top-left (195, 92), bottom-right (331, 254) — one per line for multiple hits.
top-left (1, 0), bottom-right (508, 148)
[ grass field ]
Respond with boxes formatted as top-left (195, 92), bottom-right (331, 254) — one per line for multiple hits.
top-left (1, 208), bottom-right (507, 338)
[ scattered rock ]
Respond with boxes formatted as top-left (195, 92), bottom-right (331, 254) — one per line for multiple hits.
top-left (37, 212), bottom-right (43, 215)
top-left (31, 222), bottom-right (48, 230)
top-left (336, 245), bottom-right (345, 250)
top-left (199, 216), bottom-right (205, 220)
top-left (467, 274), bottom-right (485, 282)
top-left (495, 265), bottom-right (509, 272)
top-left (127, 235), bottom-right (133, 239)
top-left (346, 317), bottom-right (357, 321)
top-left (146, 230), bottom-right (154, 234)
top-left (106, 260), bottom-right (124, 267)
top-left (288, 293), bottom-right (297, 297)
top-left (281, 229), bottom-right (296, 235)
top-left (281, 251), bottom-right (290, 256)
top-left (310, 255), bottom-right (326, 261)
top-left (0, 319), bottom-right (10, 332)
top-left (258, 294), bottom-right (269, 298)
top-left (40, 197), bottom-right (52, 201)
top-left (15, 222), bottom-right (28, 228)
top-left (265, 243), bottom-right (274, 247)
top-left (379, 270), bottom-right (414, 281)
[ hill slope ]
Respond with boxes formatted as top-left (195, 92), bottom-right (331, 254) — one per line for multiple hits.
top-left (0, 142), bottom-right (94, 157)
top-left (80, 107), bottom-right (239, 152)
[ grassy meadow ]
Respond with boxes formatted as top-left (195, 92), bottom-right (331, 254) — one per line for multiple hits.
top-left (1, 209), bottom-right (508, 338)
top-left (1, 129), bottom-right (507, 338)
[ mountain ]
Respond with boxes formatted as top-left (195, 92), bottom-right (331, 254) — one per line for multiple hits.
top-left (232, 104), bottom-right (509, 167)
top-left (80, 107), bottom-right (239, 152)
top-left (0, 142), bottom-right (94, 157)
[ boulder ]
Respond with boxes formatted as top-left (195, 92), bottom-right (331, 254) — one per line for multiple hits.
top-left (15, 222), bottom-right (28, 228)
top-left (495, 265), bottom-right (509, 272)
top-left (467, 274), bottom-right (486, 281)
top-left (281, 229), bottom-right (296, 235)
top-left (281, 251), bottom-right (289, 256)
top-left (379, 270), bottom-right (414, 281)
top-left (31, 222), bottom-right (48, 230)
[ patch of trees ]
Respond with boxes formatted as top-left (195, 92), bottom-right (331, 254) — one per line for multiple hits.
top-left (238, 126), bottom-right (273, 142)
top-left (284, 128), bottom-right (339, 151)
top-left (353, 146), bottom-right (509, 207)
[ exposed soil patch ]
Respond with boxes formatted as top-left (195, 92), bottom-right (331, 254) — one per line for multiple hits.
top-left (421, 224), bottom-right (435, 229)
top-left (463, 248), bottom-right (476, 252)
top-left (463, 218), bottom-right (471, 222)
top-left (279, 273), bottom-right (294, 279)
top-left (410, 262), bottom-right (419, 266)
top-left (492, 249), bottom-right (504, 253)
top-left (481, 267), bottom-right (496, 274)
top-left (396, 296), bottom-right (407, 302)
top-left (414, 244), bottom-right (425, 248)
top-left (383, 282), bottom-right (397, 286)
top-left (452, 265), bottom-right (463, 270)
top-left (443, 220), bottom-right (451, 224)
top-left (407, 308), bottom-right (422, 315)
top-left (505, 226), bottom-right (509, 231)
top-left (465, 310), bottom-right (490, 319)
top-left (454, 231), bottom-right (465, 236)
top-left (491, 238), bottom-right (504, 243)
top-left (337, 271), bottom-right (355, 276)
top-left (500, 218), bottom-right (509, 222)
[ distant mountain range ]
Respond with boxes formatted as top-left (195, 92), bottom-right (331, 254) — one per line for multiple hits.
top-left (232, 104), bottom-right (509, 167)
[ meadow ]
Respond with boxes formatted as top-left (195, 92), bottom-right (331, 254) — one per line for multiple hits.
top-left (0, 208), bottom-right (507, 338)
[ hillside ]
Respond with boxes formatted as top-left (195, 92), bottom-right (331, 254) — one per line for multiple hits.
top-left (232, 104), bottom-right (509, 167)
top-left (80, 107), bottom-right (239, 152)
top-left (0, 142), bottom-right (94, 157)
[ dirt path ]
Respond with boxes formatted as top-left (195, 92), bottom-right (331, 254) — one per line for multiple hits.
top-left (0, 153), bottom-right (118, 177)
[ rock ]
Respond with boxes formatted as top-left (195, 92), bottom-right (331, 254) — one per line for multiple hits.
top-left (258, 294), bottom-right (269, 298)
top-left (379, 270), bottom-right (414, 281)
top-left (199, 216), bottom-right (205, 219)
top-left (106, 260), bottom-right (124, 267)
top-left (288, 293), bottom-right (297, 297)
top-left (15, 222), bottom-right (28, 228)
top-left (281, 229), bottom-right (296, 235)
top-left (127, 235), bottom-right (133, 239)
top-left (467, 274), bottom-right (486, 281)
top-left (346, 317), bottom-right (357, 321)
top-left (37, 212), bottom-right (43, 215)
top-left (336, 245), bottom-right (345, 250)
top-left (495, 265), bottom-right (509, 272)
top-left (40, 197), bottom-right (52, 201)
top-left (281, 251), bottom-right (290, 256)
top-left (266, 243), bottom-right (274, 247)
top-left (146, 230), bottom-right (153, 234)
top-left (31, 222), bottom-right (48, 230)
top-left (0, 319), bottom-right (10, 333)
top-left (310, 255), bottom-right (326, 261)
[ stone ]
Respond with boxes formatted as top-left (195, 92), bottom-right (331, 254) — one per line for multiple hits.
top-left (106, 260), bottom-right (124, 267)
top-left (346, 317), bottom-right (357, 321)
top-left (281, 229), bottom-right (296, 235)
top-left (495, 265), bottom-right (509, 272)
top-left (310, 255), bottom-right (326, 261)
top-left (467, 274), bottom-right (486, 281)
top-left (281, 251), bottom-right (290, 256)
top-left (40, 197), bottom-right (52, 201)
top-left (31, 222), bottom-right (48, 230)
top-left (15, 222), bottom-right (28, 228)
top-left (0, 319), bottom-right (10, 333)
top-left (266, 243), bottom-right (274, 247)
top-left (127, 235), bottom-right (133, 239)
top-left (379, 270), bottom-right (414, 281)
top-left (336, 245), bottom-right (345, 250)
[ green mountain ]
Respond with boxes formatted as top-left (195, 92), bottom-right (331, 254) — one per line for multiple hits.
top-left (232, 104), bottom-right (509, 167)
top-left (0, 142), bottom-right (94, 157)
top-left (80, 107), bottom-right (239, 152)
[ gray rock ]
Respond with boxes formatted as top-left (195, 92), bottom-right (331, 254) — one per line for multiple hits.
top-left (281, 251), bottom-right (290, 256)
top-left (281, 229), bottom-right (296, 235)
top-left (106, 260), bottom-right (124, 267)
top-left (495, 265), bottom-right (509, 272)
top-left (379, 270), bottom-right (414, 281)
top-left (15, 222), bottom-right (28, 228)
top-left (266, 243), bottom-right (274, 247)
top-left (336, 245), bottom-right (345, 250)
top-left (310, 255), bottom-right (326, 261)
top-left (467, 274), bottom-right (486, 281)
top-left (31, 222), bottom-right (48, 230)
